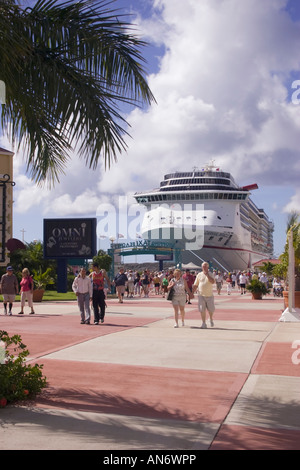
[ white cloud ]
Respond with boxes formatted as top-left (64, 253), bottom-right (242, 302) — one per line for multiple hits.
top-left (5, 0), bottom-right (300, 248)
top-left (283, 189), bottom-right (300, 213)
top-left (46, 189), bottom-right (104, 216)
top-left (103, 0), bottom-right (300, 199)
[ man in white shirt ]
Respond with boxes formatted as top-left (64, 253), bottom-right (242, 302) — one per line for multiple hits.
top-left (192, 262), bottom-right (215, 329)
top-left (72, 267), bottom-right (93, 324)
top-left (239, 272), bottom-right (248, 294)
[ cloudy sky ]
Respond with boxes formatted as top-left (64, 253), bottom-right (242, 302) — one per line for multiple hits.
top-left (2, 0), bottom-right (300, 257)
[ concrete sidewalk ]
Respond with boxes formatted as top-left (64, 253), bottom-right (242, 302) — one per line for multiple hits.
top-left (0, 290), bottom-right (300, 450)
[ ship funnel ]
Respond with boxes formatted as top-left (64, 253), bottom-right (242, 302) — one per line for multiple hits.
top-left (242, 184), bottom-right (258, 191)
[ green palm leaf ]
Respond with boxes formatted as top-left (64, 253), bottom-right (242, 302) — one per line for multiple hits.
top-left (0, 0), bottom-right (155, 185)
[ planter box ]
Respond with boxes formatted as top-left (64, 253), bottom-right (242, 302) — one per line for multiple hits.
top-left (32, 289), bottom-right (45, 302)
top-left (283, 290), bottom-right (300, 309)
top-left (251, 292), bottom-right (262, 300)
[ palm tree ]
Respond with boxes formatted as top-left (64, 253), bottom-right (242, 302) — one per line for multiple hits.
top-left (286, 211), bottom-right (300, 234)
top-left (274, 212), bottom-right (300, 291)
top-left (0, 0), bottom-right (155, 185)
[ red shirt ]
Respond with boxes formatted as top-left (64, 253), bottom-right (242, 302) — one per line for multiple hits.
top-left (20, 276), bottom-right (33, 292)
top-left (91, 271), bottom-right (104, 290)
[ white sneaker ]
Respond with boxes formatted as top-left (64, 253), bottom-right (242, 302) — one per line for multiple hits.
top-left (174, 323), bottom-right (179, 328)
top-left (200, 322), bottom-right (207, 329)
top-left (182, 321), bottom-right (185, 327)
top-left (210, 319), bottom-right (214, 327)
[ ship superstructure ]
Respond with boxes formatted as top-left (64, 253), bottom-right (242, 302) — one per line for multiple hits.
top-left (134, 161), bottom-right (274, 271)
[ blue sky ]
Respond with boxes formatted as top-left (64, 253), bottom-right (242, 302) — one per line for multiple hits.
top-left (1, 0), bottom-right (300, 259)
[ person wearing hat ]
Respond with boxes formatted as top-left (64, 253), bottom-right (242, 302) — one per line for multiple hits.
top-left (0, 266), bottom-right (19, 315)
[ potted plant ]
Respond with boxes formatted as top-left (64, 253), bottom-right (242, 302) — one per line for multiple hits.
top-left (32, 267), bottom-right (55, 302)
top-left (246, 278), bottom-right (270, 300)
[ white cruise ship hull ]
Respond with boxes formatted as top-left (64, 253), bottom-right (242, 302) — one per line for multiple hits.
top-left (140, 202), bottom-right (272, 271)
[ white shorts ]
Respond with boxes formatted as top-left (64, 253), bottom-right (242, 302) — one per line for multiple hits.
top-left (172, 295), bottom-right (186, 307)
top-left (3, 294), bottom-right (16, 302)
top-left (198, 295), bottom-right (215, 314)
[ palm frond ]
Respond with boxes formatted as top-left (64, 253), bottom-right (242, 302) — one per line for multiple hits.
top-left (0, 0), bottom-right (155, 185)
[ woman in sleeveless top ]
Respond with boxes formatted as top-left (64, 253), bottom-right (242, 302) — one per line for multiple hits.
top-left (90, 263), bottom-right (110, 324)
top-left (167, 269), bottom-right (193, 328)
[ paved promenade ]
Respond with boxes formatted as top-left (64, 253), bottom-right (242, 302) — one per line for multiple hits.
top-left (0, 289), bottom-right (300, 450)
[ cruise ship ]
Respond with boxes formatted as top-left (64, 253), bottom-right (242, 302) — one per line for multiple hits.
top-left (134, 161), bottom-right (274, 271)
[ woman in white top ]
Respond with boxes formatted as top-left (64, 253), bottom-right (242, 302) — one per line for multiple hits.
top-left (168, 269), bottom-right (193, 328)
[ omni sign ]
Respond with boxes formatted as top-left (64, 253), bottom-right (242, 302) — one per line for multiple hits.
top-left (43, 218), bottom-right (97, 293)
top-left (44, 218), bottom-right (97, 259)
top-left (50, 224), bottom-right (87, 241)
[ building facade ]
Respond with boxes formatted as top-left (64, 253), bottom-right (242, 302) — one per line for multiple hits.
top-left (0, 147), bottom-right (14, 265)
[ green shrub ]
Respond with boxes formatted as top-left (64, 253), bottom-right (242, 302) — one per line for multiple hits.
top-left (0, 331), bottom-right (47, 405)
top-left (246, 279), bottom-right (270, 295)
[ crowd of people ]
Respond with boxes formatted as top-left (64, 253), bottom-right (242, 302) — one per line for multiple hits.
top-left (83, 264), bottom-right (284, 329)
top-left (214, 269), bottom-right (285, 296)
top-left (71, 263), bottom-right (217, 328)
top-left (1, 261), bottom-right (284, 329)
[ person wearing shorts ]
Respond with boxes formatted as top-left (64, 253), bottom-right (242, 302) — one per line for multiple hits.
top-left (168, 269), bottom-right (193, 328)
top-left (239, 272), bottom-right (247, 294)
top-left (1, 266), bottom-right (18, 315)
top-left (193, 262), bottom-right (215, 329)
top-left (114, 267), bottom-right (128, 303)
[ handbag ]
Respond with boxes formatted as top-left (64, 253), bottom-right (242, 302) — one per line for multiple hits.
top-left (167, 286), bottom-right (174, 301)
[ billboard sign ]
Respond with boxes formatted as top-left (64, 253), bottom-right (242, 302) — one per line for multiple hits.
top-left (44, 218), bottom-right (97, 259)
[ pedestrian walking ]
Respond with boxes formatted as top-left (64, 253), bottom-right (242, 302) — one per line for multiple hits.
top-left (114, 267), bottom-right (128, 303)
top-left (0, 266), bottom-right (18, 315)
top-left (161, 275), bottom-right (169, 297)
top-left (192, 261), bottom-right (215, 328)
top-left (90, 263), bottom-right (110, 323)
top-left (127, 270), bottom-right (135, 298)
top-left (18, 268), bottom-right (35, 315)
top-left (134, 272), bottom-right (141, 296)
top-left (182, 269), bottom-right (194, 304)
top-left (168, 268), bottom-right (193, 328)
top-left (141, 270), bottom-right (150, 297)
top-left (239, 272), bottom-right (248, 294)
top-left (72, 267), bottom-right (93, 324)
top-left (226, 274), bottom-right (232, 295)
top-left (215, 271), bottom-right (223, 295)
